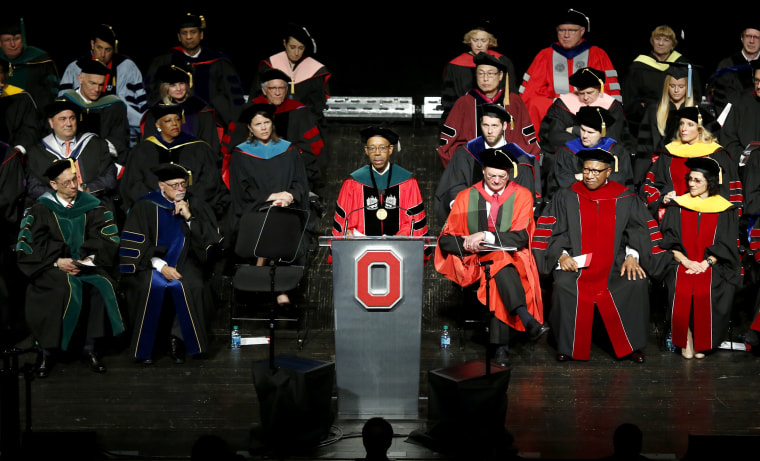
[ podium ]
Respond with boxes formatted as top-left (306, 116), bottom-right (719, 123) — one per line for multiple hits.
top-left (320, 235), bottom-right (435, 419)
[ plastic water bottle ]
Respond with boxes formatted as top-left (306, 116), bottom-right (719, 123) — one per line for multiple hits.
top-left (231, 325), bottom-right (241, 349)
top-left (665, 330), bottom-right (676, 352)
top-left (440, 325), bottom-right (451, 349)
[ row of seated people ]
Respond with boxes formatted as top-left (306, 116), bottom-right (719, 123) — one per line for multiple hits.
top-left (435, 144), bottom-right (752, 366)
top-left (0, 94), bottom-right (334, 378)
top-left (0, 14), bottom-right (330, 215)
top-left (440, 11), bottom-right (758, 161)
top-left (434, 14), bottom-right (760, 364)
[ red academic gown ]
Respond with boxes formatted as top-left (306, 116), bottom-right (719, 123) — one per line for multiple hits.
top-left (332, 164), bottom-right (427, 237)
top-left (519, 40), bottom-right (621, 133)
top-left (434, 181), bottom-right (542, 330)
top-left (658, 196), bottom-right (742, 351)
top-left (438, 89), bottom-right (539, 168)
top-left (532, 181), bottom-right (664, 360)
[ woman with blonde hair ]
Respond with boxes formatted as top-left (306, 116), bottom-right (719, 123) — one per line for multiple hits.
top-left (440, 24), bottom-right (517, 119)
top-left (624, 25), bottom-right (702, 137)
top-left (640, 106), bottom-right (742, 220)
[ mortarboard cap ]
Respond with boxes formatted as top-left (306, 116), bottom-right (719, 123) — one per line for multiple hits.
top-left (569, 67), bottom-right (606, 90)
top-left (360, 126), bottom-right (399, 145)
top-left (473, 52), bottom-right (506, 72)
top-left (79, 59), bottom-right (110, 76)
top-left (45, 98), bottom-right (81, 119)
top-left (44, 158), bottom-right (77, 181)
top-left (575, 106), bottom-right (615, 136)
top-left (481, 147), bottom-right (518, 172)
top-left (577, 148), bottom-right (616, 167)
top-left (177, 13), bottom-right (205, 30)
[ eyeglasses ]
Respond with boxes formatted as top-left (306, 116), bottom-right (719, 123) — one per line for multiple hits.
top-left (366, 145), bottom-right (392, 154)
top-left (557, 28), bottom-right (583, 35)
top-left (744, 33), bottom-right (760, 41)
top-left (162, 181), bottom-right (187, 190)
top-left (56, 178), bottom-right (79, 187)
top-left (582, 168), bottom-right (610, 177)
top-left (485, 173), bottom-right (508, 180)
top-left (477, 71), bottom-right (500, 79)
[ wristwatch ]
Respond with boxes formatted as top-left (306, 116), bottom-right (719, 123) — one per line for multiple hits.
top-left (707, 258), bottom-right (715, 266)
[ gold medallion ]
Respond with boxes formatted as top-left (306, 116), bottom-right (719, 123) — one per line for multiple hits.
top-left (376, 208), bottom-right (388, 220)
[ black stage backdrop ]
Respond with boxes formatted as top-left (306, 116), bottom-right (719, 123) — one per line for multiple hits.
top-left (3, 6), bottom-right (746, 100)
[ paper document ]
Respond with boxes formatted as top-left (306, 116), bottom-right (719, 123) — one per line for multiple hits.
top-left (555, 253), bottom-right (592, 270)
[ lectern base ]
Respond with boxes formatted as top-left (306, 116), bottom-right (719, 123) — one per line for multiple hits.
top-left (410, 360), bottom-right (511, 456)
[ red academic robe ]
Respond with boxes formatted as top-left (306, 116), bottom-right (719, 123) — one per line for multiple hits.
top-left (434, 181), bottom-right (542, 330)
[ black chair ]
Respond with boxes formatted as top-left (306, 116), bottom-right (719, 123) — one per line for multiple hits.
top-left (231, 205), bottom-right (310, 369)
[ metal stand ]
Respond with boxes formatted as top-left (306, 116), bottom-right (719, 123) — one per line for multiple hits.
top-left (481, 260), bottom-right (494, 376)
top-left (1, 346), bottom-right (41, 458)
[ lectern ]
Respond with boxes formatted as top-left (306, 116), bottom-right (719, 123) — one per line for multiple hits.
top-left (320, 235), bottom-right (435, 419)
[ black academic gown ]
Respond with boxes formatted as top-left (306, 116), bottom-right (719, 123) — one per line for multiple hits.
top-left (16, 191), bottom-right (124, 350)
top-left (120, 133), bottom-right (228, 216)
top-left (228, 139), bottom-right (309, 233)
top-left (25, 133), bottom-right (117, 209)
top-left (532, 181), bottom-right (664, 360)
top-left (119, 190), bottom-right (222, 360)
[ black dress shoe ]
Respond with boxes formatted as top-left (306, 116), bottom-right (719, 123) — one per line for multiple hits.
top-left (86, 352), bottom-right (107, 373)
top-left (630, 350), bottom-right (646, 363)
top-left (494, 346), bottom-right (511, 367)
top-left (527, 321), bottom-right (550, 341)
top-left (556, 353), bottom-right (571, 362)
top-left (37, 355), bottom-right (52, 378)
top-left (169, 337), bottom-right (186, 364)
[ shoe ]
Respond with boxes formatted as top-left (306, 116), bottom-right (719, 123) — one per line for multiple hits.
top-left (681, 328), bottom-right (694, 359)
top-left (140, 358), bottom-right (154, 365)
top-left (493, 346), bottom-right (510, 367)
top-left (556, 353), bottom-right (571, 362)
top-left (169, 337), bottom-right (186, 364)
top-left (630, 350), bottom-right (646, 363)
top-left (86, 352), bottom-right (107, 373)
top-left (527, 321), bottom-right (550, 341)
top-left (694, 352), bottom-right (705, 359)
top-left (37, 354), bottom-right (52, 378)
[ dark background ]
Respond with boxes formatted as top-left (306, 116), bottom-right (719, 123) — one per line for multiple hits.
top-left (4, 6), bottom-right (746, 100)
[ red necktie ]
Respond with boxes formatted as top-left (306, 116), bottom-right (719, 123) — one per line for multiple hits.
top-left (488, 192), bottom-right (499, 232)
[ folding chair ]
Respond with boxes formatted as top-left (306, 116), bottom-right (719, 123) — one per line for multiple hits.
top-left (231, 205), bottom-right (310, 369)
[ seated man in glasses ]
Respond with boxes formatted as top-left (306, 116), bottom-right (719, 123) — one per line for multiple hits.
top-left (533, 149), bottom-right (663, 363)
top-left (119, 162), bottom-right (222, 364)
top-left (17, 158), bottom-right (123, 378)
top-left (435, 148), bottom-right (548, 367)
top-left (333, 126), bottom-right (427, 238)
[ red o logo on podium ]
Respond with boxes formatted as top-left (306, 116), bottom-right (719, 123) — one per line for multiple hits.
top-left (355, 249), bottom-right (403, 310)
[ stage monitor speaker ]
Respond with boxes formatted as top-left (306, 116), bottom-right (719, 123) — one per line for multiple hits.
top-left (411, 359), bottom-right (510, 456)
top-left (683, 434), bottom-right (760, 460)
top-left (251, 355), bottom-right (335, 455)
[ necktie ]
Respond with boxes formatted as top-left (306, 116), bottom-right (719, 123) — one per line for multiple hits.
top-left (64, 141), bottom-right (84, 186)
top-left (488, 192), bottom-right (499, 232)
top-left (66, 202), bottom-right (73, 208)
